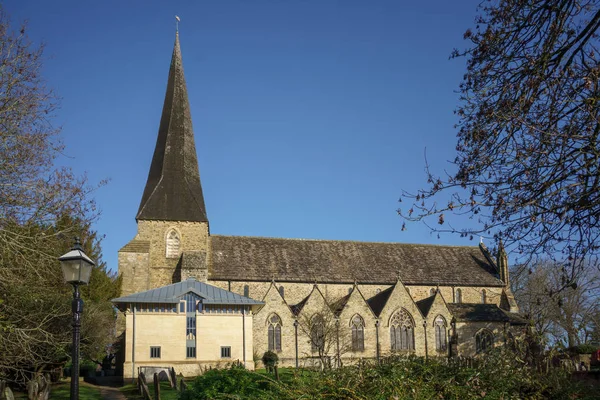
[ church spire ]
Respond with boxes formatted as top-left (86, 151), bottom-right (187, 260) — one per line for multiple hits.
top-left (137, 33), bottom-right (209, 223)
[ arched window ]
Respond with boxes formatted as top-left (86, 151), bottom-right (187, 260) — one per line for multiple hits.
top-left (279, 286), bottom-right (285, 299)
top-left (430, 288), bottom-right (436, 296)
top-left (434, 315), bottom-right (447, 352)
top-left (390, 309), bottom-right (415, 351)
top-left (267, 314), bottom-right (282, 352)
top-left (455, 288), bottom-right (462, 303)
top-left (481, 289), bottom-right (487, 304)
top-left (475, 329), bottom-right (494, 353)
top-left (166, 229), bottom-right (180, 258)
top-left (243, 285), bottom-right (249, 298)
top-left (311, 315), bottom-right (325, 353)
top-left (351, 315), bottom-right (365, 352)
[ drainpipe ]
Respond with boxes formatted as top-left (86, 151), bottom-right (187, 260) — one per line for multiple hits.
top-left (375, 320), bottom-right (380, 364)
top-left (242, 306), bottom-right (247, 366)
top-left (335, 319), bottom-right (340, 368)
top-left (293, 319), bottom-right (299, 368)
top-left (132, 305), bottom-right (136, 382)
top-left (423, 320), bottom-right (428, 361)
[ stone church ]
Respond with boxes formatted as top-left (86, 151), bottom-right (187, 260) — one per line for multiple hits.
top-left (113, 34), bottom-right (526, 378)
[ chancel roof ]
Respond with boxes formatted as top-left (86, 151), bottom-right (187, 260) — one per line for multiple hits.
top-left (447, 303), bottom-right (511, 322)
top-left (210, 235), bottom-right (503, 286)
top-left (112, 277), bottom-right (263, 309)
top-left (136, 33), bottom-right (208, 223)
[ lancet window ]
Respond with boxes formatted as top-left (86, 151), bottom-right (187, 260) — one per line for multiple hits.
top-left (434, 315), bottom-right (447, 352)
top-left (475, 329), bottom-right (494, 353)
top-left (455, 288), bottom-right (462, 303)
top-left (268, 314), bottom-right (282, 352)
top-left (311, 315), bottom-right (325, 353)
top-left (166, 229), bottom-right (181, 258)
top-left (351, 315), bottom-right (365, 352)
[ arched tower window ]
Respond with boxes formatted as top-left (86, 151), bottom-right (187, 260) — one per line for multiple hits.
top-left (434, 315), bottom-right (447, 352)
top-left (475, 329), bottom-right (494, 353)
top-left (481, 289), bottom-right (487, 304)
top-left (279, 286), bottom-right (285, 299)
top-left (430, 288), bottom-right (436, 296)
top-left (267, 314), bottom-right (282, 352)
top-left (455, 288), bottom-right (462, 304)
top-left (166, 229), bottom-right (181, 258)
top-left (311, 314), bottom-right (325, 353)
top-left (351, 315), bottom-right (365, 352)
top-left (390, 309), bottom-right (414, 351)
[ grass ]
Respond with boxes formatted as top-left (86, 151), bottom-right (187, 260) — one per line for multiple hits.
top-left (10, 381), bottom-right (103, 400)
top-left (120, 380), bottom-right (180, 400)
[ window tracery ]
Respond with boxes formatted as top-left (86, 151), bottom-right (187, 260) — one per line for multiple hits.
top-left (434, 315), bottom-right (447, 352)
top-left (268, 314), bottom-right (282, 352)
top-left (390, 309), bottom-right (414, 351)
top-left (351, 315), bottom-right (365, 352)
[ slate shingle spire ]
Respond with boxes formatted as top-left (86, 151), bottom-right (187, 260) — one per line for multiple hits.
top-left (137, 33), bottom-right (208, 223)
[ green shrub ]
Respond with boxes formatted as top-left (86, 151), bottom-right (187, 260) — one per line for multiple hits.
top-left (261, 351), bottom-right (278, 369)
top-left (569, 344), bottom-right (599, 354)
top-left (179, 364), bottom-right (277, 400)
top-left (178, 354), bottom-right (594, 400)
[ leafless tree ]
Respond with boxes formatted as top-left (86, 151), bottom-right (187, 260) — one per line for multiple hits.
top-left (399, 0), bottom-right (600, 285)
top-left (296, 304), bottom-right (352, 371)
top-left (0, 8), bottom-right (117, 385)
top-left (512, 262), bottom-right (600, 348)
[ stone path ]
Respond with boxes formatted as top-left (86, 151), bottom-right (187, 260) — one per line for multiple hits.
top-left (98, 386), bottom-right (127, 400)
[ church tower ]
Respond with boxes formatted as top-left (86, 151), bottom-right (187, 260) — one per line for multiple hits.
top-left (118, 33), bottom-right (210, 296)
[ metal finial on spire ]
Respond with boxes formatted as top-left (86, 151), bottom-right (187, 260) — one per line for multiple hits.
top-left (175, 15), bottom-right (180, 33)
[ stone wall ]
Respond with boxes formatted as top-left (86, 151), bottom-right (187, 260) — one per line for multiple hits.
top-left (119, 220), bottom-right (209, 295)
top-left (212, 280), bottom-right (504, 308)
top-left (455, 321), bottom-right (506, 356)
top-left (119, 251), bottom-right (150, 297)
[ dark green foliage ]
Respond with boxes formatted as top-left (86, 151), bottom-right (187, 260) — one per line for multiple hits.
top-left (179, 351), bottom-right (596, 399)
top-left (569, 344), bottom-right (599, 354)
top-left (179, 364), bottom-right (275, 400)
top-left (261, 351), bottom-right (278, 369)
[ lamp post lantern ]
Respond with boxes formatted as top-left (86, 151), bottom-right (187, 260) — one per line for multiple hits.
top-left (59, 238), bottom-right (94, 400)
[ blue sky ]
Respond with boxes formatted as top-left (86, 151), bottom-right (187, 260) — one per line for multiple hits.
top-left (5, 1), bottom-right (482, 272)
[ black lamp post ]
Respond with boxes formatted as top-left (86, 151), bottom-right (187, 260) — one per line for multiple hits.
top-left (59, 238), bottom-right (94, 400)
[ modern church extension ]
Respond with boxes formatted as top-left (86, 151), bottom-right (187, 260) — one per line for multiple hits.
top-left (112, 33), bottom-right (527, 378)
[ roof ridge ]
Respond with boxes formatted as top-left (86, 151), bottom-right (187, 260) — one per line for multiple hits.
top-left (211, 234), bottom-right (481, 249)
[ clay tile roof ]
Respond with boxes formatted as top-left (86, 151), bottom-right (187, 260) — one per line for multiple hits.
top-left (210, 235), bottom-right (503, 286)
top-left (416, 295), bottom-right (436, 317)
top-left (112, 277), bottom-right (263, 309)
top-left (447, 303), bottom-right (510, 322)
top-left (366, 286), bottom-right (394, 317)
top-left (119, 240), bottom-right (150, 253)
top-left (136, 33), bottom-right (208, 223)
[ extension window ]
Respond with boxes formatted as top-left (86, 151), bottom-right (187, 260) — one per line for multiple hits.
top-left (220, 346), bottom-right (231, 358)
